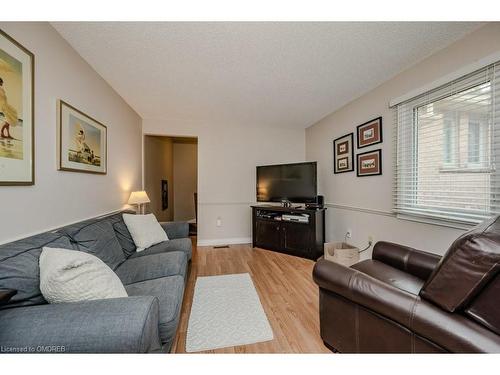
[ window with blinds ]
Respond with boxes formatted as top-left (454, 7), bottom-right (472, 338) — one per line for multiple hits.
top-left (394, 61), bottom-right (500, 226)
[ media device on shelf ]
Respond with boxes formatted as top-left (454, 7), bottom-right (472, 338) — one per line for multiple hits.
top-left (256, 162), bottom-right (317, 205)
top-left (305, 194), bottom-right (324, 209)
top-left (282, 213), bottom-right (310, 223)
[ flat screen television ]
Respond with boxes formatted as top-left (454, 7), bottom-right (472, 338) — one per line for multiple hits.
top-left (256, 162), bottom-right (317, 203)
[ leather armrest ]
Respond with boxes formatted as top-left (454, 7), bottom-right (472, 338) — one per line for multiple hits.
top-left (313, 258), bottom-right (418, 326)
top-left (313, 258), bottom-right (500, 352)
top-left (372, 241), bottom-right (442, 281)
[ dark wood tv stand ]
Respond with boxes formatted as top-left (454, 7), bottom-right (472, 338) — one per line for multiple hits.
top-left (251, 205), bottom-right (326, 260)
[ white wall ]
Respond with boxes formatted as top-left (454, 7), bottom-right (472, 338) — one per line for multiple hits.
top-left (0, 22), bottom-right (142, 244)
top-left (306, 23), bottom-right (500, 257)
top-left (143, 119), bottom-right (305, 245)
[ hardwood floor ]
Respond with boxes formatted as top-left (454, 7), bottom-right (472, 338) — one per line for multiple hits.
top-left (171, 239), bottom-right (330, 353)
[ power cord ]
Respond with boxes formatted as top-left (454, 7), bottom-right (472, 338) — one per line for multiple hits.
top-left (358, 239), bottom-right (373, 254)
top-left (344, 232), bottom-right (373, 253)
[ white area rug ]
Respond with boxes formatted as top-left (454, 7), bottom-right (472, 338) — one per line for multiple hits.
top-left (185, 273), bottom-right (274, 352)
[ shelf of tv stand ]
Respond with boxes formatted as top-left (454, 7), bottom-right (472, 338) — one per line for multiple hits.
top-left (251, 205), bottom-right (326, 260)
top-left (257, 217), bottom-right (309, 225)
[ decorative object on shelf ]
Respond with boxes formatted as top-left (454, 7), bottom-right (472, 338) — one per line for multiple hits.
top-left (324, 242), bottom-right (360, 267)
top-left (357, 149), bottom-right (382, 177)
top-left (357, 116), bottom-right (382, 149)
top-left (57, 100), bottom-right (107, 174)
top-left (161, 179), bottom-right (168, 210)
top-left (333, 132), bottom-right (354, 174)
top-left (128, 190), bottom-right (151, 214)
top-left (0, 29), bottom-right (34, 185)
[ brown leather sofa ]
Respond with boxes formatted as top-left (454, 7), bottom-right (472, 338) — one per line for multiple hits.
top-left (313, 216), bottom-right (500, 353)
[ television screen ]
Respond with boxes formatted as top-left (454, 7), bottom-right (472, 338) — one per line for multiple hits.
top-left (256, 162), bottom-right (317, 203)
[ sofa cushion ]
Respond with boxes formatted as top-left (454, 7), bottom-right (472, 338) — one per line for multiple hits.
top-left (125, 275), bottom-right (185, 349)
top-left (113, 220), bottom-right (136, 257)
top-left (116, 252), bottom-right (188, 285)
top-left (351, 259), bottom-right (425, 295)
top-left (60, 219), bottom-right (126, 270)
top-left (128, 238), bottom-right (192, 260)
top-left (123, 214), bottom-right (169, 252)
top-left (160, 221), bottom-right (189, 240)
top-left (40, 247), bottom-right (128, 303)
top-left (97, 210), bottom-right (137, 257)
top-left (464, 273), bottom-right (500, 335)
top-left (420, 215), bottom-right (500, 312)
top-left (0, 233), bottom-right (74, 310)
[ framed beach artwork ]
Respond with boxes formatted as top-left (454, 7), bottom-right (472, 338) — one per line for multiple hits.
top-left (357, 116), bottom-right (382, 149)
top-left (356, 149), bottom-right (382, 177)
top-left (0, 29), bottom-right (34, 185)
top-left (57, 100), bottom-right (107, 174)
top-left (333, 132), bottom-right (354, 174)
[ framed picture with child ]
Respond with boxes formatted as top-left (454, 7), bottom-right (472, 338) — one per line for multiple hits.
top-left (57, 100), bottom-right (107, 174)
top-left (0, 29), bottom-right (34, 185)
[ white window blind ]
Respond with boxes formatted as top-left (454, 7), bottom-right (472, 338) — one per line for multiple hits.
top-left (394, 61), bottom-right (500, 226)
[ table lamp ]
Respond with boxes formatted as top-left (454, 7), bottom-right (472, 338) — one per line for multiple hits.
top-left (128, 191), bottom-right (150, 214)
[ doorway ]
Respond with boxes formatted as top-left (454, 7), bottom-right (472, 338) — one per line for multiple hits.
top-left (143, 135), bottom-right (198, 236)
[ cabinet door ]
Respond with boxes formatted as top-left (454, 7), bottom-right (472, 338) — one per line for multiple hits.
top-left (282, 222), bottom-right (312, 257)
top-left (255, 220), bottom-right (282, 250)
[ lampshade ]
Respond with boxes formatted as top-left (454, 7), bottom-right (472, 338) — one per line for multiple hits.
top-left (128, 191), bottom-right (150, 205)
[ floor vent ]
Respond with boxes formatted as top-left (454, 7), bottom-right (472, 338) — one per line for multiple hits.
top-left (213, 245), bottom-right (230, 249)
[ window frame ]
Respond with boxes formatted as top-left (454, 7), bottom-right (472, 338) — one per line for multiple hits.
top-left (394, 67), bottom-right (497, 228)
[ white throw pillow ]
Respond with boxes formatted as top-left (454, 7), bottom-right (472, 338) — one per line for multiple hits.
top-left (39, 247), bottom-right (128, 304)
top-left (123, 213), bottom-right (169, 252)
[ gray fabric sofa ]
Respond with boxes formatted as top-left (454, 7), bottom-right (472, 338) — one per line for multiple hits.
top-left (0, 210), bottom-right (191, 353)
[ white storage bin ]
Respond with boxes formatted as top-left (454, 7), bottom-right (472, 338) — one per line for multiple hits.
top-left (324, 242), bottom-right (360, 267)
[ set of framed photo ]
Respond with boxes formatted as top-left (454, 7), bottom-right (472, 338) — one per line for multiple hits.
top-left (333, 116), bottom-right (382, 177)
top-left (0, 29), bottom-right (107, 186)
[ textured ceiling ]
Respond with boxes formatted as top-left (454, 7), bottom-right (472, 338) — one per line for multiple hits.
top-left (52, 22), bottom-right (482, 129)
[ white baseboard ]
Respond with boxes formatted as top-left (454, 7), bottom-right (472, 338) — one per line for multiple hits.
top-left (197, 237), bottom-right (252, 247)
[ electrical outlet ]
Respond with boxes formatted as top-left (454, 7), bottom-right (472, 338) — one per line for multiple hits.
top-left (368, 235), bottom-right (373, 245)
top-left (346, 230), bottom-right (352, 239)
top-left (216, 217), bottom-right (222, 227)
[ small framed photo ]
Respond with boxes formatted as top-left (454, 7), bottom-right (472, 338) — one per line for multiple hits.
top-left (333, 133), bottom-right (354, 174)
top-left (0, 29), bottom-right (35, 185)
top-left (57, 100), bottom-right (107, 174)
top-left (357, 116), bottom-right (382, 149)
top-left (357, 149), bottom-right (382, 177)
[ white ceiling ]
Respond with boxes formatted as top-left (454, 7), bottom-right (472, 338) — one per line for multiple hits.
top-left (52, 22), bottom-right (482, 129)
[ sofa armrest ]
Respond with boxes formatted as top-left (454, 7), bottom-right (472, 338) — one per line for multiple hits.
top-left (0, 296), bottom-right (162, 353)
top-left (372, 241), bottom-right (442, 281)
top-left (160, 221), bottom-right (189, 239)
top-left (313, 258), bottom-right (500, 352)
top-left (313, 258), bottom-right (418, 326)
